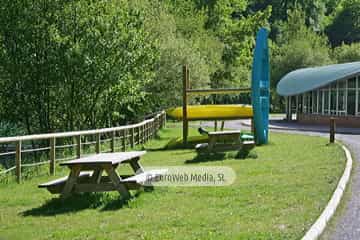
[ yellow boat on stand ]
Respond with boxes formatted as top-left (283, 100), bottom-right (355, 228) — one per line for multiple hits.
top-left (166, 104), bottom-right (253, 121)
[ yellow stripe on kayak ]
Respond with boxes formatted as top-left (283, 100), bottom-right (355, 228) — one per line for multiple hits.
top-left (166, 105), bottom-right (253, 120)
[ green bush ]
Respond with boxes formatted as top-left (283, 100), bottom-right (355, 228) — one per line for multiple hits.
top-left (332, 43), bottom-right (360, 63)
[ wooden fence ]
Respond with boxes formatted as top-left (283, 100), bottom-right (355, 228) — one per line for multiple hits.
top-left (0, 111), bottom-right (166, 183)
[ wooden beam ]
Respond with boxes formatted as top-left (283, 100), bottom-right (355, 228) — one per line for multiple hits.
top-left (95, 133), bottom-right (101, 154)
top-left (330, 117), bottom-right (336, 143)
top-left (130, 128), bottom-right (135, 148)
top-left (15, 141), bottom-right (21, 183)
top-left (0, 111), bottom-right (166, 144)
top-left (76, 135), bottom-right (81, 159)
top-left (50, 137), bottom-right (56, 176)
top-left (110, 131), bottom-right (115, 153)
top-left (186, 88), bottom-right (251, 95)
top-left (183, 65), bottom-right (189, 144)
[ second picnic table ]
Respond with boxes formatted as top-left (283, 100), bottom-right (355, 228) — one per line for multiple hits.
top-left (39, 151), bottom-right (165, 199)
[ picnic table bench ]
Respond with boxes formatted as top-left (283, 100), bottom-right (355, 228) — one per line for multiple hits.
top-left (196, 130), bottom-right (255, 153)
top-left (39, 151), bottom-right (166, 199)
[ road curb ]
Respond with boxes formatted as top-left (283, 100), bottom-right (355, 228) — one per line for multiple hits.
top-left (301, 144), bottom-right (353, 240)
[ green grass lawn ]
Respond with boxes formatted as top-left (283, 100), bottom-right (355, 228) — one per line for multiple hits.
top-left (0, 126), bottom-right (345, 240)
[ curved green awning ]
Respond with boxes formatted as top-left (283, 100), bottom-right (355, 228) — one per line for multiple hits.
top-left (276, 62), bottom-right (360, 96)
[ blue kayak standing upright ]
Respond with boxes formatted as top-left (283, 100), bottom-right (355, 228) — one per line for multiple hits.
top-left (251, 28), bottom-right (270, 145)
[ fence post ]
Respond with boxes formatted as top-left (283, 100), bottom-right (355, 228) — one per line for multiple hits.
top-left (130, 128), bottom-right (134, 148)
top-left (50, 137), bottom-right (56, 176)
top-left (111, 131), bottom-right (115, 152)
top-left (141, 124), bottom-right (144, 143)
top-left (163, 112), bottom-right (166, 128)
top-left (15, 140), bottom-right (22, 183)
top-left (122, 129), bottom-right (126, 151)
top-left (146, 122), bottom-right (149, 141)
top-left (151, 120), bottom-right (155, 138)
top-left (95, 132), bottom-right (101, 154)
top-left (76, 135), bottom-right (81, 159)
top-left (330, 118), bottom-right (336, 143)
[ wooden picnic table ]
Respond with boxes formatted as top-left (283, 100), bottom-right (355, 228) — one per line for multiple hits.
top-left (39, 151), bottom-right (166, 199)
top-left (196, 130), bottom-right (255, 153)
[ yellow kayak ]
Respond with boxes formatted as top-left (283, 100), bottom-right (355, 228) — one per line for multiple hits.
top-left (166, 105), bottom-right (253, 121)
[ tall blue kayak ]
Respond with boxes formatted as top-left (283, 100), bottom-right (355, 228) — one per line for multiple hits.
top-left (251, 28), bottom-right (270, 145)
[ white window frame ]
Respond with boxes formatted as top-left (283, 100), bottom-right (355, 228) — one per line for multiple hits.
top-left (345, 78), bottom-right (348, 116)
top-left (356, 75), bottom-right (359, 116)
top-left (336, 82), bottom-right (339, 115)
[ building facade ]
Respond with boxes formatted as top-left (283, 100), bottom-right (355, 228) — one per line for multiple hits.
top-left (277, 62), bottom-right (360, 127)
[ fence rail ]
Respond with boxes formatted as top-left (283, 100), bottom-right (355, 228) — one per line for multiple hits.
top-left (0, 111), bottom-right (166, 183)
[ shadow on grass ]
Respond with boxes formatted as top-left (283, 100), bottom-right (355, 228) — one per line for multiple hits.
top-left (101, 187), bottom-right (153, 211)
top-left (185, 153), bottom-right (227, 164)
top-left (21, 193), bottom-right (133, 216)
top-left (185, 149), bottom-right (258, 164)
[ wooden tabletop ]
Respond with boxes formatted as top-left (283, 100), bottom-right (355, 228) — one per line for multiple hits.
top-left (208, 130), bottom-right (241, 136)
top-left (60, 151), bottom-right (146, 166)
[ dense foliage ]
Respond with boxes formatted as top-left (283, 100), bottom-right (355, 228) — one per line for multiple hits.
top-left (0, 0), bottom-right (359, 134)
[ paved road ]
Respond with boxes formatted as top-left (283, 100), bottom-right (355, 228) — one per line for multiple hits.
top-left (206, 120), bottom-right (360, 240)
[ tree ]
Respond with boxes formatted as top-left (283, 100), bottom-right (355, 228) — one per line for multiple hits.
top-left (326, 0), bottom-right (360, 46)
top-left (332, 43), bottom-right (360, 63)
top-left (271, 9), bottom-right (332, 110)
top-left (0, 0), bottom-right (157, 133)
top-left (195, 0), bottom-right (271, 88)
top-left (249, 0), bottom-right (329, 32)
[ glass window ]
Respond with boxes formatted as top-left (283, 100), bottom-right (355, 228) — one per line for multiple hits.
top-left (338, 89), bottom-right (346, 115)
top-left (308, 92), bottom-right (312, 113)
top-left (298, 95), bottom-right (303, 113)
top-left (312, 91), bottom-right (317, 113)
top-left (357, 76), bottom-right (360, 116)
top-left (319, 90), bottom-right (323, 114)
top-left (348, 90), bottom-right (356, 115)
top-left (324, 89), bottom-right (330, 115)
top-left (348, 77), bottom-right (356, 89)
top-left (330, 87), bottom-right (337, 115)
top-left (338, 79), bottom-right (346, 89)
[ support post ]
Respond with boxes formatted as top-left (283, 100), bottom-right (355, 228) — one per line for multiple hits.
top-left (122, 129), bottom-right (126, 151)
top-left (76, 135), bottom-right (81, 159)
top-left (214, 121), bottom-right (218, 131)
top-left (163, 112), bottom-right (166, 128)
top-left (251, 118), bottom-right (255, 135)
top-left (136, 126), bottom-right (140, 144)
top-left (130, 128), bottom-right (135, 148)
top-left (220, 121), bottom-right (225, 131)
top-left (183, 65), bottom-right (189, 144)
top-left (111, 131), bottom-right (115, 152)
top-left (50, 137), bottom-right (56, 175)
top-left (15, 140), bottom-right (22, 183)
top-left (330, 117), bottom-right (336, 143)
top-left (142, 125), bottom-right (145, 143)
top-left (95, 132), bottom-right (101, 154)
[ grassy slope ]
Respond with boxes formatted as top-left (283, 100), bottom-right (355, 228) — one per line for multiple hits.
top-left (0, 126), bottom-right (345, 240)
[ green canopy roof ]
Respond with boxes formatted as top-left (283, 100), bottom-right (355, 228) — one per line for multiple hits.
top-left (276, 62), bottom-right (360, 96)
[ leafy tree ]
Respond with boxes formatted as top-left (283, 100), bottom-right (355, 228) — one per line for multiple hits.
top-left (0, 0), bottom-right (157, 133)
top-left (271, 9), bottom-right (332, 110)
top-left (332, 43), bottom-right (360, 63)
top-left (249, 0), bottom-right (329, 31)
top-left (196, 0), bottom-right (271, 88)
top-left (326, 0), bottom-right (360, 46)
top-left (272, 9), bottom-right (332, 84)
top-left (131, 0), bottom-right (224, 108)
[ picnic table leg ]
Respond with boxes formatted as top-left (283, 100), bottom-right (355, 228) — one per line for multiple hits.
top-left (91, 169), bottom-right (103, 184)
top-left (104, 166), bottom-right (131, 200)
top-left (129, 158), bottom-right (144, 173)
top-left (61, 166), bottom-right (81, 198)
top-left (208, 136), bottom-right (216, 152)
